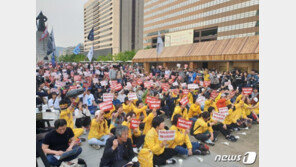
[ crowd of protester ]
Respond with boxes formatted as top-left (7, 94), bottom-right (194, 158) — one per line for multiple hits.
top-left (36, 61), bottom-right (259, 167)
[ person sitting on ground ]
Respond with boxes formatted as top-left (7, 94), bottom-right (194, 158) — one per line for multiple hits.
top-left (171, 102), bottom-right (189, 121)
top-left (100, 125), bottom-right (139, 167)
top-left (122, 97), bottom-right (133, 114)
top-left (188, 100), bottom-right (202, 123)
top-left (74, 102), bottom-right (91, 133)
top-left (168, 114), bottom-right (208, 156)
top-left (88, 110), bottom-right (111, 150)
top-left (48, 92), bottom-right (61, 110)
top-left (122, 111), bottom-right (145, 150)
top-left (59, 98), bottom-right (84, 140)
top-left (142, 108), bottom-right (157, 135)
top-left (132, 100), bottom-right (148, 120)
top-left (143, 116), bottom-right (177, 166)
top-left (42, 119), bottom-right (82, 167)
top-left (83, 89), bottom-right (97, 115)
top-left (192, 111), bottom-right (217, 146)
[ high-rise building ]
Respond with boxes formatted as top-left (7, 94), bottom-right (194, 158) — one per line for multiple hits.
top-left (143, 0), bottom-right (259, 48)
top-left (84, 0), bottom-right (144, 58)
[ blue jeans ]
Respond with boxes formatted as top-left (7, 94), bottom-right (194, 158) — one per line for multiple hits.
top-left (88, 105), bottom-right (97, 115)
top-left (47, 145), bottom-right (82, 166)
top-left (174, 142), bottom-right (200, 155)
top-left (88, 135), bottom-right (110, 146)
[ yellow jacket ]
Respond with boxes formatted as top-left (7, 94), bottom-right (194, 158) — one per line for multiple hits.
top-left (103, 105), bottom-right (116, 120)
top-left (143, 112), bottom-right (155, 135)
top-left (88, 119), bottom-right (110, 140)
top-left (176, 94), bottom-right (193, 105)
top-left (168, 125), bottom-right (192, 149)
top-left (223, 109), bottom-right (235, 125)
top-left (193, 118), bottom-right (213, 135)
top-left (204, 99), bottom-right (217, 112)
top-left (60, 107), bottom-right (75, 129)
top-left (122, 103), bottom-right (134, 114)
top-left (232, 100), bottom-right (246, 122)
top-left (252, 103), bottom-right (259, 115)
top-left (171, 106), bottom-right (189, 121)
top-left (188, 104), bottom-right (202, 118)
top-left (204, 74), bottom-right (210, 81)
top-left (122, 121), bottom-right (141, 143)
top-left (143, 128), bottom-right (165, 155)
top-left (133, 105), bottom-right (148, 119)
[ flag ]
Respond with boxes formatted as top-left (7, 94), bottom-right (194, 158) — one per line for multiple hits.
top-left (87, 46), bottom-right (94, 61)
top-left (87, 28), bottom-right (94, 41)
top-left (73, 44), bottom-right (81, 55)
top-left (39, 26), bottom-right (48, 41)
top-left (47, 29), bottom-right (56, 55)
top-left (52, 51), bottom-right (56, 67)
top-left (156, 31), bottom-right (164, 56)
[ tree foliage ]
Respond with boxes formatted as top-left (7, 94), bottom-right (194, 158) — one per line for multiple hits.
top-left (58, 54), bottom-right (87, 62)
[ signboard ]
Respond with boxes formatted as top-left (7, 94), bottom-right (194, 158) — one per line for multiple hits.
top-left (110, 80), bottom-right (118, 86)
top-left (158, 130), bottom-right (176, 141)
top-left (182, 89), bottom-right (189, 95)
top-left (180, 96), bottom-right (189, 106)
top-left (100, 80), bottom-right (108, 86)
top-left (145, 96), bottom-right (159, 104)
top-left (218, 107), bottom-right (229, 116)
top-left (103, 93), bottom-right (114, 102)
top-left (148, 99), bottom-right (161, 109)
top-left (212, 112), bottom-right (227, 122)
top-left (128, 93), bottom-right (138, 100)
top-left (242, 87), bottom-right (253, 95)
top-left (130, 119), bottom-right (141, 129)
top-left (177, 118), bottom-right (193, 130)
top-left (197, 96), bottom-right (206, 105)
top-left (111, 83), bottom-right (122, 91)
top-left (164, 29), bottom-right (194, 47)
top-left (98, 101), bottom-right (113, 112)
top-left (188, 84), bottom-right (199, 90)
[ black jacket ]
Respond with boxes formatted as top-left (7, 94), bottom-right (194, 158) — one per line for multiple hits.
top-left (100, 136), bottom-right (135, 167)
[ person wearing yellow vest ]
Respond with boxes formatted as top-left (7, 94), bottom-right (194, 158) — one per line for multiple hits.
top-left (143, 116), bottom-right (177, 166)
top-left (122, 111), bottom-right (145, 150)
top-left (192, 112), bottom-right (217, 146)
top-left (203, 70), bottom-right (210, 81)
top-left (132, 101), bottom-right (148, 120)
top-left (88, 110), bottom-right (111, 150)
top-left (171, 103), bottom-right (189, 121)
top-left (143, 108), bottom-right (157, 135)
top-left (122, 97), bottom-right (133, 114)
top-left (247, 97), bottom-right (259, 123)
top-left (168, 114), bottom-right (208, 156)
top-left (59, 98), bottom-right (84, 139)
top-left (188, 100), bottom-right (202, 122)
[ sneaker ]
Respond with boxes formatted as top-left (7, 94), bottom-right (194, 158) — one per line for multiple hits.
top-left (80, 137), bottom-right (86, 142)
top-left (226, 135), bottom-right (237, 142)
top-left (193, 150), bottom-right (201, 155)
top-left (166, 158), bottom-right (177, 164)
top-left (91, 144), bottom-right (100, 150)
top-left (205, 139), bottom-right (215, 146)
top-left (200, 150), bottom-right (210, 155)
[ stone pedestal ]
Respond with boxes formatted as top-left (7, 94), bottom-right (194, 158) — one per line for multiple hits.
top-left (36, 31), bottom-right (49, 63)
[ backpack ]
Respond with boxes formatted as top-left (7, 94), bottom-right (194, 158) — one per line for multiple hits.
top-left (138, 148), bottom-right (153, 167)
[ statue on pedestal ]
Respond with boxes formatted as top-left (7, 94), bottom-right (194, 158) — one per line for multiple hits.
top-left (36, 11), bottom-right (47, 32)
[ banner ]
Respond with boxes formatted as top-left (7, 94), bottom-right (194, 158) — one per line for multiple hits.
top-left (148, 99), bottom-right (161, 109)
top-left (180, 96), bottom-right (189, 106)
top-left (99, 101), bottom-right (113, 112)
top-left (130, 119), bottom-right (141, 129)
top-left (103, 93), bottom-right (114, 102)
top-left (128, 93), bottom-right (138, 100)
top-left (188, 84), bottom-right (199, 90)
top-left (182, 89), bottom-right (189, 95)
top-left (218, 107), bottom-right (229, 116)
top-left (158, 130), bottom-right (176, 141)
top-left (242, 87), bottom-right (253, 95)
top-left (100, 80), bottom-right (108, 86)
top-left (204, 81), bottom-right (211, 87)
top-left (212, 112), bottom-right (227, 122)
top-left (144, 81), bottom-right (152, 88)
top-left (177, 118), bottom-right (193, 130)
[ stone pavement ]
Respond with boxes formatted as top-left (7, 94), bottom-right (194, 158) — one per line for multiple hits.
top-left (37, 118), bottom-right (259, 167)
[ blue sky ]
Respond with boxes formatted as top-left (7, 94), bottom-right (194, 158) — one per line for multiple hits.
top-left (36, 0), bottom-right (88, 47)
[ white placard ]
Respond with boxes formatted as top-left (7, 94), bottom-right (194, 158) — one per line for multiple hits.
top-left (128, 93), bottom-right (138, 100)
top-left (188, 84), bottom-right (199, 89)
top-left (103, 93), bottom-right (114, 102)
top-left (158, 130), bottom-right (176, 141)
top-left (212, 112), bottom-right (226, 122)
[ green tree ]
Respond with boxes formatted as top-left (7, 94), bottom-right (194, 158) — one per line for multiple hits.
top-left (58, 54), bottom-right (87, 62)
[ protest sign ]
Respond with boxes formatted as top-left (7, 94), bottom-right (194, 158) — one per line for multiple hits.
top-left (74, 75), bottom-right (81, 82)
top-left (184, 64), bottom-right (188, 69)
top-left (180, 96), bottom-right (189, 106)
top-left (128, 93), bottom-right (138, 100)
top-left (218, 107), bottom-right (229, 116)
top-left (99, 101), bottom-right (113, 112)
top-left (50, 88), bottom-right (59, 94)
top-left (110, 80), bottom-right (118, 86)
top-left (144, 81), bottom-right (152, 88)
top-left (182, 89), bottom-right (189, 95)
top-left (210, 90), bottom-right (219, 99)
top-left (93, 78), bottom-right (99, 84)
top-left (204, 81), bottom-right (211, 87)
top-left (165, 74), bottom-right (170, 79)
top-left (111, 83), bottom-right (122, 91)
top-left (137, 79), bottom-right (143, 85)
top-left (177, 118), bottom-right (193, 130)
top-left (130, 119), bottom-right (141, 129)
top-left (228, 84), bottom-right (234, 91)
top-left (171, 75), bottom-right (176, 80)
top-left (181, 83), bottom-right (187, 88)
top-left (158, 130), bottom-right (176, 141)
top-left (197, 96), bottom-right (206, 105)
top-left (171, 89), bottom-right (179, 95)
top-left (242, 87), bottom-right (253, 95)
top-left (188, 84), bottom-right (199, 90)
top-left (172, 81), bottom-right (178, 86)
top-left (55, 81), bottom-right (65, 88)
top-left (148, 99), bottom-right (161, 109)
top-left (212, 112), bottom-right (226, 122)
top-left (100, 80), bottom-right (108, 86)
top-left (103, 93), bottom-right (114, 102)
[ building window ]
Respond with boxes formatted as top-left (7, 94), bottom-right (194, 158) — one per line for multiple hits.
top-left (194, 27), bottom-right (217, 43)
top-left (151, 36), bottom-right (165, 48)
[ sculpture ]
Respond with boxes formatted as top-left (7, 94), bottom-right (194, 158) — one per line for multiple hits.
top-left (36, 11), bottom-right (47, 32)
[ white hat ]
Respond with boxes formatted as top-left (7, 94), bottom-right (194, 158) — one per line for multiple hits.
top-left (254, 97), bottom-right (258, 102)
top-left (95, 110), bottom-right (102, 116)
